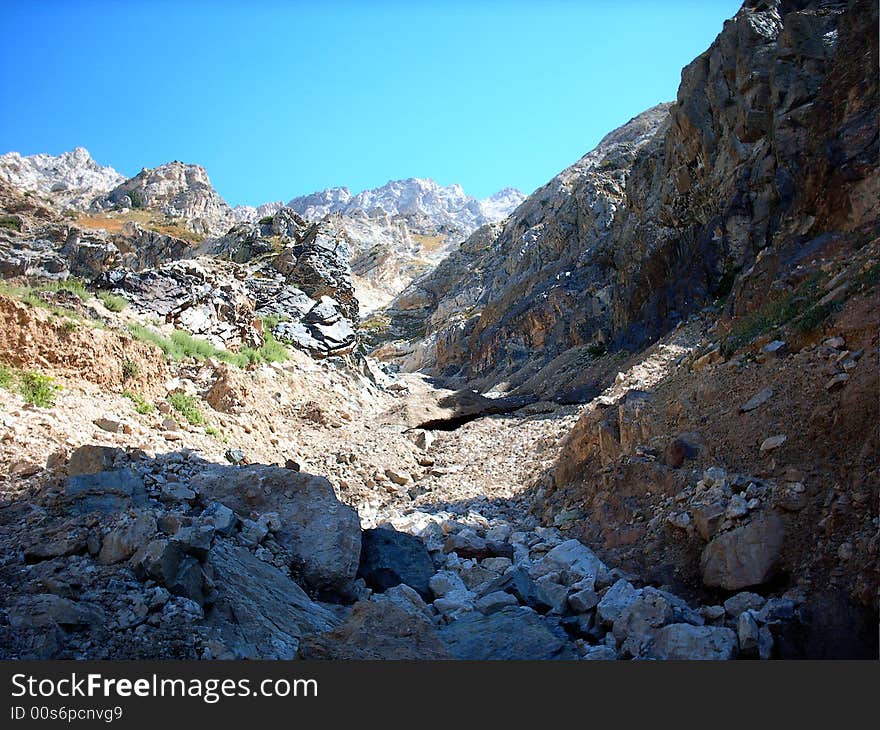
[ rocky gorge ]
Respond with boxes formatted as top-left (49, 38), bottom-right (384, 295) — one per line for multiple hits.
top-left (0, 0), bottom-right (877, 661)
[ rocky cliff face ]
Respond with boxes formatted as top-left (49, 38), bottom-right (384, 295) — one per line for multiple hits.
top-left (0, 147), bottom-right (124, 210)
top-left (94, 161), bottom-right (236, 236)
top-left (385, 0), bottom-right (878, 396)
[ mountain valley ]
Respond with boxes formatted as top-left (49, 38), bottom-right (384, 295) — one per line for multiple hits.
top-left (0, 0), bottom-right (876, 661)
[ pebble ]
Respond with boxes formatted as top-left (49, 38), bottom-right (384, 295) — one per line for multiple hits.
top-left (760, 435), bottom-right (786, 452)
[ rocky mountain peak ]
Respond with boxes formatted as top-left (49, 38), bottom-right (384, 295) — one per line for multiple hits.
top-left (0, 146), bottom-right (124, 209)
top-left (94, 160), bottom-right (236, 236)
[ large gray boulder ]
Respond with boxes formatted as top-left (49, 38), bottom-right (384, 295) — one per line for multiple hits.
top-left (528, 538), bottom-right (606, 590)
top-left (205, 542), bottom-right (339, 659)
top-left (596, 578), bottom-right (638, 626)
top-left (440, 606), bottom-right (578, 660)
top-left (648, 624), bottom-right (738, 660)
top-left (65, 468), bottom-right (146, 514)
top-left (192, 465), bottom-right (361, 597)
top-left (700, 512), bottom-right (785, 590)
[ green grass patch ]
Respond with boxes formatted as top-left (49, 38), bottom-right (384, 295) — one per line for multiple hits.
top-left (129, 322), bottom-right (288, 368)
top-left (0, 362), bottom-right (14, 389)
top-left (167, 392), bottom-right (204, 425)
top-left (98, 291), bottom-right (128, 312)
top-left (0, 281), bottom-right (87, 322)
top-left (255, 327), bottom-right (289, 363)
top-left (794, 301), bottom-right (841, 333)
top-left (0, 215), bottom-right (21, 231)
top-left (722, 274), bottom-right (829, 356)
top-left (19, 371), bottom-right (60, 407)
top-left (0, 364), bottom-right (60, 407)
top-left (122, 390), bottom-right (154, 414)
top-left (39, 277), bottom-right (88, 300)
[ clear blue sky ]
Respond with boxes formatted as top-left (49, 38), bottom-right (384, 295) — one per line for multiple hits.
top-left (0, 1), bottom-right (741, 206)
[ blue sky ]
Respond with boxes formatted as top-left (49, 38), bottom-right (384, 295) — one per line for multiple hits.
top-left (0, 1), bottom-right (741, 206)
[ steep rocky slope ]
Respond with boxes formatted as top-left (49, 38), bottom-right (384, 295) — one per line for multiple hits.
top-left (371, 0), bottom-right (879, 655)
top-left (384, 0), bottom-right (877, 395)
top-left (0, 147), bottom-right (124, 210)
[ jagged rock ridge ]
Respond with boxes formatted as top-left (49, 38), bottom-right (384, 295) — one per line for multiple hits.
top-left (0, 147), bottom-right (124, 210)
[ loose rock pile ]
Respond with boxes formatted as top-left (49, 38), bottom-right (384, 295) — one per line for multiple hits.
top-left (0, 441), bottom-right (806, 660)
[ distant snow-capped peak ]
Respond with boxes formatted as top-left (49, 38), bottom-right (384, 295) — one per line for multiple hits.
top-left (280, 177), bottom-right (525, 234)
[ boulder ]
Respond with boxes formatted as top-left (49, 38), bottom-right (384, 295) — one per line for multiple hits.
top-left (475, 590), bottom-right (519, 614)
top-left (132, 539), bottom-right (185, 587)
top-left (612, 588), bottom-right (676, 656)
top-left (8, 594), bottom-right (105, 629)
top-left (740, 387), bottom-right (774, 413)
top-left (596, 578), bottom-right (638, 626)
top-left (205, 542), bottom-right (339, 660)
top-left (98, 512), bottom-right (157, 564)
top-left (723, 592), bottom-right (766, 617)
top-left (648, 624), bottom-right (738, 660)
top-left (529, 539), bottom-right (605, 590)
top-left (429, 570), bottom-right (468, 598)
top-left (440, 606), bottom-right (578, 660)
top-left (738, 611), bottom-right (761, 654)
top-left (701, 512), bottom-right (785, 590)
top-left (192, 465), bottom-right (361, 596)
top-left (484, 566), bottom-right (554, 613)
top-left (357, 528), bottom-right (435, 599)
top-left (299, 586), bottom-right (447, 659)
top-left (65, 469), bottom-right (146, 514)
top-left (67, 445), bottom-right (121, 476)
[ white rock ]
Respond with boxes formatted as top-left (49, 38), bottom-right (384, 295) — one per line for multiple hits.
top-left (429, 570), bottom-right (467, 598)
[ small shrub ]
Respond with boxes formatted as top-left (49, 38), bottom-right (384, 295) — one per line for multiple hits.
top-left (129, 323), bottom-right (287, 368)
top-left (167, 392), bottom-right (204, 425)
top-left (586, 341), bottom-right (607, 358)
top-left (855, 262), bottom-right (880, 290)
top-left (257, 330), bottom-right (288, 363)
top-left (170, 330), bottom-right (220, 360)
top-left (128, 323), bottom-right (175, 357)
top-left (722, 274), bottom-right (825, 355)
top-left (795, 301), bottom-right (841, 333)
top-left (61, 319), bottom-right (79, 332)
top-left (122, 390), bottom-right (154, 414)
top-left (205, 425), bottom-right (219, 437)
top-left (121, 358), bottom-right (140, 381)
top-left (0, 215), bottom-right (22, 231)
top-left (19, 371), bottom-right (59, 407)
top-left (0, 363), bottom-right (13, 389)
top-left (98, 291), bottom-right (128, 312)
top-left (128, 189), bottom-right (145, 209)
